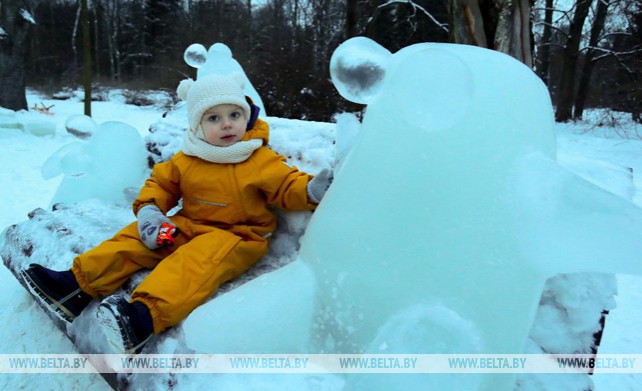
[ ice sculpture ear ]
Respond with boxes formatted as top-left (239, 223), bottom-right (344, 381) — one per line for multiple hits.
top-left (330, 37), bottom-right (391, 104)
top-left (209, 43), bottom-right (233, 58)
top-left (183, 43), bottom-right (207, 68)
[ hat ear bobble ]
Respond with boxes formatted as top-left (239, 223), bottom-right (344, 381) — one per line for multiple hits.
top-left (176, 78), bottom-right (194, 101)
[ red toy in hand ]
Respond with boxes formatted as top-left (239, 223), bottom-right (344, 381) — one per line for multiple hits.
top-left (156, 222), bottom-right (179, 247)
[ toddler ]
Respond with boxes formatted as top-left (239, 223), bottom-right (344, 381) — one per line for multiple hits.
top-left (22, 74), bottom-right (332, 354)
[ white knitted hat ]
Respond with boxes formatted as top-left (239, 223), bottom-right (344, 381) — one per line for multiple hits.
top-left (176, 73), bottom-right (251, 133)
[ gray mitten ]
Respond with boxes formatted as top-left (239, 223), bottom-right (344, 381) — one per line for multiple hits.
top-left (307, 168), bottom-right (333, 203)
top-left (137, 205), bottom-right (174, 250)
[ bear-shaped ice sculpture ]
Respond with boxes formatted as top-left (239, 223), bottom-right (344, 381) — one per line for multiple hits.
top-left (183, 37), bottom-right (642, 390)
top-left (183, 42), bottom-right (266, 115)
top-left (42, 121), bottom-right (147, 207)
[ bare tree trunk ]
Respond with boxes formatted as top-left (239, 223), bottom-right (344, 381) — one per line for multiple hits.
top-left (311, 0), bottom-right (332, 74)
top-left (0, 0), bottom-right (34, 111)
top-left (537, 0), bottom-right (554, 84)
top-left (555, 0), bottom-right (592, 122)
top-left (493, 0), bottom-right (532, 67)
top-left (448, 0), bottom-right (488, 47)
top-left (573, 0), bottom-right (609, 120)
top-left (245, 0), bottom-right (255, 57)
top-left (72, 3), bottom-right (80, 69)
top-left (93, 0), bottom-right (100, 80)
top-left (346, 0), bottom-right (358, 39)
top-left (447, 0), bottom-right (532, 67)
top-left (81, 0), bottom-right (92, 116)
top-left (105, 0), bottom-right (120, 81)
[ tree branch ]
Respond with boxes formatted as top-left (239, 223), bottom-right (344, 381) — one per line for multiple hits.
top-left (590, 46), bottom-right (642, 59)
top-left (534, 21), bottom-right (570, 38)
top-left (378, 0), bottom-right (449, 32)
top-left (598, 31), bottom-right (633, 41)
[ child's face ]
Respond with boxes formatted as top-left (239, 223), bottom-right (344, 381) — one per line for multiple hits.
top-left (200, 104), bottom-right (247, 147)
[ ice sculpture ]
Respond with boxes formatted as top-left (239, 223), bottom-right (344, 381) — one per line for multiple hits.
top-left (42, 121), bottom-right (147, 207)
top-left (0, 106), bottom-right (56, 135)
top-left (183, 42), bottom-right (265, 115)
top-left (183, 37), bottom-right (642, 390)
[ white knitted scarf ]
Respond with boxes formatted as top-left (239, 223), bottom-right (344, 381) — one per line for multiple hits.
top-left (182, 129), bottom-right (263, 164)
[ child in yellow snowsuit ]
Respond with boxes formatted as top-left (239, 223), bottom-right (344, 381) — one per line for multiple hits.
top-left (22, 74), bottom-right (333, 354)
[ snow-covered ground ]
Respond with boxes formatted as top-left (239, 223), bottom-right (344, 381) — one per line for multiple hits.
top-left (1, 93), bottom-right (641, 390)
top-left (556, 113), bottom-right (642, 391)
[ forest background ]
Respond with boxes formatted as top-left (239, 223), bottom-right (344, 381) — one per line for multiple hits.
top-left (1, 0), bottom-right (641, 123)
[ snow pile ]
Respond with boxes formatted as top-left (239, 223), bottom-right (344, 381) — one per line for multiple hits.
top-left (145, 105), bottom-right (188, 167)
top-left (333, 113), bottom-right (361, 171)
top-left (530, 274), bottom-right (616, 354)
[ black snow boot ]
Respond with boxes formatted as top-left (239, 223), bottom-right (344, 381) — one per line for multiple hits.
top-left (96, 296), bottom-right (154, 354)
top-left (21, 263), bottom-right (93, 323)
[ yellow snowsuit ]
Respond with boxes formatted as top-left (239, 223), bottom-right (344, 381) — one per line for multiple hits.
top-left (71, 119), bottom-right (317, 333)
